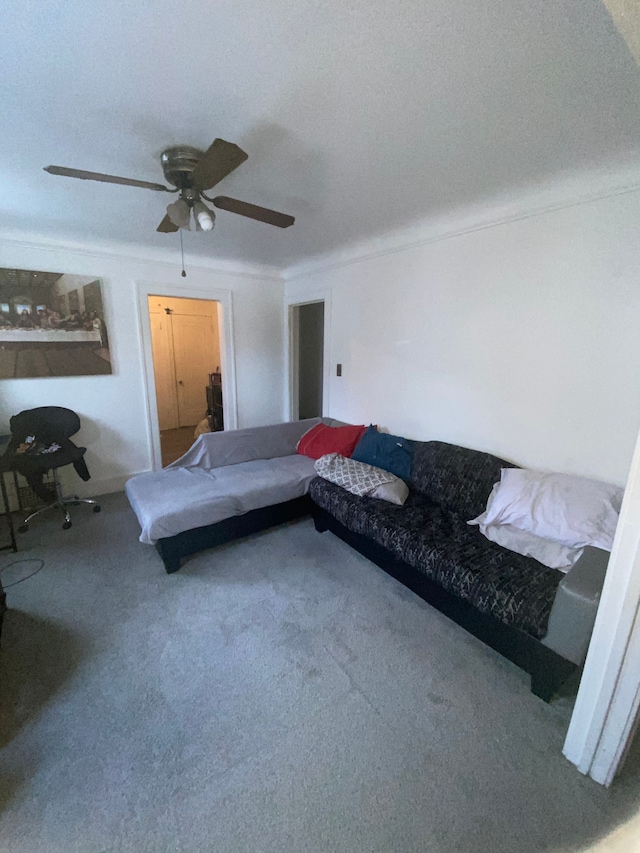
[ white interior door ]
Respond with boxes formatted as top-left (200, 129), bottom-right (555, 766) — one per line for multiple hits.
top-left (148, 309), bottom-right (178, 430)
top-left (172, 312), bottom-right (219, 426)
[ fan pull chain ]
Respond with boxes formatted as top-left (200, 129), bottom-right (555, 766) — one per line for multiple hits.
top-left (180, 229), bottom-right (186, 277)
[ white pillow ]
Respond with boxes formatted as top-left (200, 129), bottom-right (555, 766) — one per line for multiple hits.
top-left (469, 483), bottom-right (583, 571)
top-left (479, 523), bottom-right (581, 572)
top-left (480, 468), bottom-right (623, 551)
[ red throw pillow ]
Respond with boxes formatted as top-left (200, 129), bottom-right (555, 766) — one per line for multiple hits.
top-left (297, 423), bottom-right (367, 460)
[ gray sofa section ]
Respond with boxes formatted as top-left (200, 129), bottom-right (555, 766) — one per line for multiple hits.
top-left (165, 419), bottom-right (325, 471)
top-left (126, 418), bottom-right (324, 545)
top-left (541, 546), bottom-right (609, 665)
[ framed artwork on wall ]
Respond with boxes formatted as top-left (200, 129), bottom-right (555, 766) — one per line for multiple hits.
top-left (0, 268), bottom-right (112, 379)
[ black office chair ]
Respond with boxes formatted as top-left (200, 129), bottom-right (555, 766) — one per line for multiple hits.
top-left (4, 406), bottom-right (101, 531)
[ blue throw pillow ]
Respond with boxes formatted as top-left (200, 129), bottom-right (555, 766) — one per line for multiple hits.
top-left (351, 425), bottom-right (415, 481)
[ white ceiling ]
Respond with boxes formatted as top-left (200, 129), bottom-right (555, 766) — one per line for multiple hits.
top-left (2, 0), bottom-right (639, 268)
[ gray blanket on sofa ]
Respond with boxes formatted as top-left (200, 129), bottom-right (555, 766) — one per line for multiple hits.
top-left (127, 455), bottom-right (317, 545)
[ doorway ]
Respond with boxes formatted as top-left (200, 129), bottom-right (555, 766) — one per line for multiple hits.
top-left (290, 300), bottom-right (325, 420)
top-left (147, 295), bottom-right (222, 466)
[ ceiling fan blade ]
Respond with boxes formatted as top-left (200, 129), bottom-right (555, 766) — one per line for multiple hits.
top-left (157, 214), bottom-right (180, 233)
top-left (213, 196), bottom-right (294, 228)
top-left (44, 165), bottom-right (169, 192)
top-left (191, 139), bottom-right (248, 191)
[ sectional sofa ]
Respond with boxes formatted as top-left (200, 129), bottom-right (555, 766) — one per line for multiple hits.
top-left (126, 418), bottom-right (328, 572)
top-left (309, 438), bottom-right (609, 701)
top-left (126, 419), bottom-right (609, 701)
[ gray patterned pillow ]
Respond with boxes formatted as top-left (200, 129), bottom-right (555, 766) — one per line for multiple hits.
top-left (314, 453), bottom-right (409, 505)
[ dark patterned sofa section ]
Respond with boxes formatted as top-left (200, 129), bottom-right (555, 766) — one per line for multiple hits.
top-left (309, 441), bottom-right (576, 701)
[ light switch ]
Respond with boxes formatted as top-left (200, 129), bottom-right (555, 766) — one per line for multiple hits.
top-left (336, 363), bottom-right (342, 376)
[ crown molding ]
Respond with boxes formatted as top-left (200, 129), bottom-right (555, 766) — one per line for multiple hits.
top-left (3, 161), bottom-right (640, 287)
top-left (284, 164), bottom-right (640, 283)
top-left (0, 228), bottom-right (283, 282)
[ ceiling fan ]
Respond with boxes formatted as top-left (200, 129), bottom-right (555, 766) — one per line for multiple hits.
top-left (44, 138), bottom-right (295, 234)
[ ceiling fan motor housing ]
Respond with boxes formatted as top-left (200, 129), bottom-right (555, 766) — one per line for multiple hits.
top-left (160, 146), bottom-right (204, 189)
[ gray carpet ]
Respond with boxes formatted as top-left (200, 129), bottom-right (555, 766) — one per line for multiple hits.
top-left (1, 492), bottom-right (640, 853)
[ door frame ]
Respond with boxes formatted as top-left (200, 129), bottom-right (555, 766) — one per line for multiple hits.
top-left (284, 289), bottom-right (331, 421)
top-left (136, 280), bottom-right (238, 471)
top-left (563, 425), bottom-right (640, 785)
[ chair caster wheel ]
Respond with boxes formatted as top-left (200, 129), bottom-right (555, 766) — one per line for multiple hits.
top-left (92, 505), bottom-right (101, 513)
top-left (62, 521), bottom-right (72, 530)
top-left (18, 524), bottom-right (29, 533)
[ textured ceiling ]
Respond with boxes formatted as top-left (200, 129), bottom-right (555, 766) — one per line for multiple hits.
top-left (1, 0), bottom-right (639, 267)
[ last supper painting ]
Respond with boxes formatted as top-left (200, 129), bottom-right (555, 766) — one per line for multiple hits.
top-left (0, 268), bottom-right (111, 379)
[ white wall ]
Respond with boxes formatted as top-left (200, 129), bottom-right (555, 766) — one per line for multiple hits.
top-left (0, 235), bottom-right (284, 496)
top-left (285, 186), bottom-right (640, 486)
top-left (4, 176), bottom-right (640, 500)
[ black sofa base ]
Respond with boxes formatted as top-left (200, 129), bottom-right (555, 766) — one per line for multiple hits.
top-left (312, 506), bottom-right (577, 702)
top-left (155, 495), bottom-right (313, 573)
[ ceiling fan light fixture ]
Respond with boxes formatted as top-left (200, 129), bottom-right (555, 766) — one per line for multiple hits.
top-left (193, 200), bottom-right (215, 231)
top-left (166, 198), bottom-right (191, 230)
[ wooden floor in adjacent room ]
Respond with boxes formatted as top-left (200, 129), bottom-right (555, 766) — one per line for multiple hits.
top-left (160, 426), bottom-right (196, 467)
